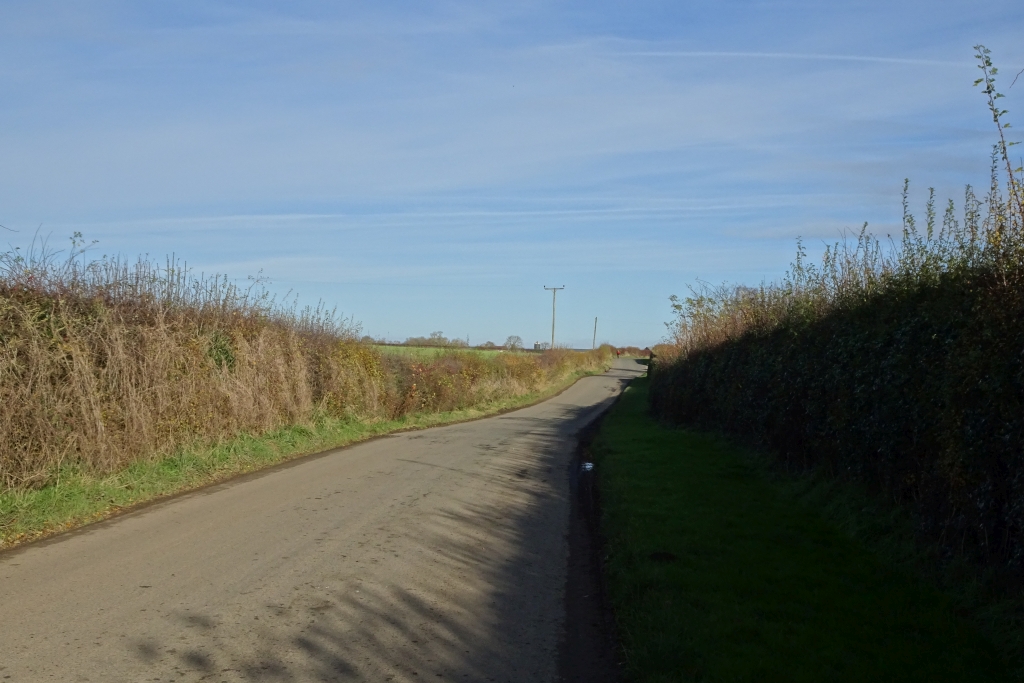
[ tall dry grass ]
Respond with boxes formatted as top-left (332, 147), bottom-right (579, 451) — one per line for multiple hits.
top-left (0, 236), bottom-right (613, 490)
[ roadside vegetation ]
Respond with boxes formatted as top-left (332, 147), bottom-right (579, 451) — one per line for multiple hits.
top-left (594, 377), bottom-right (1011, 682)
top-left (0, 239), bottom-right (613, 546)
top-left (648, 46), bottom-right (1024, 672)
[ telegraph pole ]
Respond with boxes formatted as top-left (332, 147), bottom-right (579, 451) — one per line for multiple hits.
top-left (592, 317), bottom-right (597, 350)
top-left (543, 286), bottom-right (564, 350)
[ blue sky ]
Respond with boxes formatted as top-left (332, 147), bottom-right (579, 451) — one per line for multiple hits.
top-left (1, 2), bottom-right (1022, 347)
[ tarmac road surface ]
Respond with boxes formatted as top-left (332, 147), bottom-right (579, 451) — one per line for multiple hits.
top-left (0, 359), bottom-right (644, 682)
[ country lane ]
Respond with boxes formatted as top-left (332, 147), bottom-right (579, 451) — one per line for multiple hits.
top-left (0, 359), bottom-right (646, 682)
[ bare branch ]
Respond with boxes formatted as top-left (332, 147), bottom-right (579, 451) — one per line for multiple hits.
top-left (1011, 66), bottom-right (1024, 90)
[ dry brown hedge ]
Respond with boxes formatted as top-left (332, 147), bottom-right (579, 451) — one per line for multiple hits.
top-left (0, 248), bottom-right (612, 489)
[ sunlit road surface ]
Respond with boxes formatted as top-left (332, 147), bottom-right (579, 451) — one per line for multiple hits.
top-left (0, 359), bottom-right (644, 682)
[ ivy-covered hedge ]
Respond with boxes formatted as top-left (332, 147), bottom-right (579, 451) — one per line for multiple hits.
top-left (650, 271), bottom-right (1024, 577)
top-left (650, 47), bottom-right (1024, 582)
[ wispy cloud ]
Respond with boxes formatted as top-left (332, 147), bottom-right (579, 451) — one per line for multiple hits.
top-left (623, 51), bottom-right (967, 67)
top-left (1, 1), bottom-right (1021, 344)
top-left (52, 195), bottom-right (832, 229)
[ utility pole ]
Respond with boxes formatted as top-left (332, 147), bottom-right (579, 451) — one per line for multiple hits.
top-left (592, 317), bottom-right (597, 350)
top-left (543, 286), bottom-right (564, 350)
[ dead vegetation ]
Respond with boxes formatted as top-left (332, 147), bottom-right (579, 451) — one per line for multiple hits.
top-left (0, 238), bottom-right (613, 490)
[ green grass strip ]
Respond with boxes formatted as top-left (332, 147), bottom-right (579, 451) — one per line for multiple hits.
top-left (0, 368), bottom-right (603, 549)
top-left (593, 376), bottom-right (1012, 682)
top-left (372, 345), bottom-right (505, 358)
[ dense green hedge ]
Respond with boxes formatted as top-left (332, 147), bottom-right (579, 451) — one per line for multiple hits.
top-left (650, 271), bottom-right (1024, 579)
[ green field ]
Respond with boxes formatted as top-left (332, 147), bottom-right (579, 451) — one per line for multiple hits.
top-left (593, 376), bottom-right (1011, 682)
top-left (373, 344), bottom-right (506, 358)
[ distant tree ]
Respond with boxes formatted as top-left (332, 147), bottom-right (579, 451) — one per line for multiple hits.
top-left (405, 332), bottom-right (452, 346)
top-left (479, 341), bottom-right (497, 349)
top-left (505, 335), bottom-right (524, 351)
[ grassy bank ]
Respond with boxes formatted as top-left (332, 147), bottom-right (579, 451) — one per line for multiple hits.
top-left (1, 363), bottom-right (605, 548)
top-left (594, 376), bottom-right (1013, 682)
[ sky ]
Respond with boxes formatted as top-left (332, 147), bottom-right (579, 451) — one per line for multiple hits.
top-left (1, 2), bottom-right (1022, 347)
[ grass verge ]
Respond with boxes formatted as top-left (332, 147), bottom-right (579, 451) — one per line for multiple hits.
top-left (0, 367), bottom-right (604, 550)
top-left (593, 375), bottom-right (1013, 682)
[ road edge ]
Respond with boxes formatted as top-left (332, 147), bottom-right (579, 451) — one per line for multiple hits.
top-left (558, 389), bottom-right (628, 683)
top-left (0, 366), bottom-right (612, 557)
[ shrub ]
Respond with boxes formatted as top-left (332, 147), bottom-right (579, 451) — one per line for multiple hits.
top-left (650, 46), bottom-right (1024, 581)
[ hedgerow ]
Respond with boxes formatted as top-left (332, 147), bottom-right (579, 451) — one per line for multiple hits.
top-left (0, 235), bottom-right (613, 489)
top-left (650, 46), bottom-right (1024, 581)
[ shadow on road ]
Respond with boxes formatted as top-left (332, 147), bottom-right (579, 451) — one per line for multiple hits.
top-left (121, 363), bottom-right (644, 681)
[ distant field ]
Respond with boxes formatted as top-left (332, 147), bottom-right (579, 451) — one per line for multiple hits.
top-left (373, 345), bottom-right (506, 358)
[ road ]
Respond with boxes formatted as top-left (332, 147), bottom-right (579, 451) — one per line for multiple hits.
top-left (0, 359), bottom-right (644, 682)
